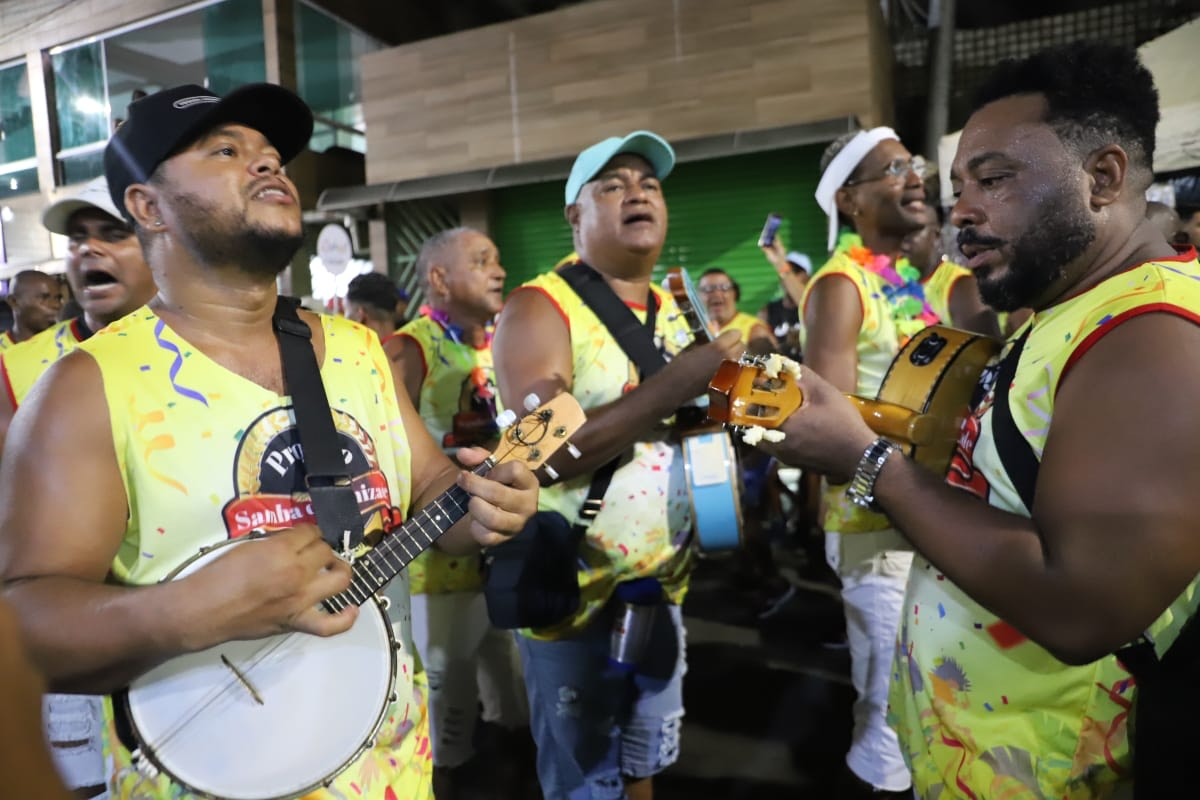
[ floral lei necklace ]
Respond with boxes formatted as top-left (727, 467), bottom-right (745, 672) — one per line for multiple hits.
top-left (845, 243), bottom-right (940, 335)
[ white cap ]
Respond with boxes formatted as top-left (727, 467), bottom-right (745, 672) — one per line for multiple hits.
top-left (42, 176), bottom-right (126, 236)
top-left (785, 251), bottom-right (812, 275)
top-left (814, 127), bottom-right (899, 252)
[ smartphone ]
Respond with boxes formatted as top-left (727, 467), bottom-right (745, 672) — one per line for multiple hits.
top-left (758, 213), bottom-right (783, 248)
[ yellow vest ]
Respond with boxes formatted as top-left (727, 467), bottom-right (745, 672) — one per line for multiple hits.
top-left (889, 251), bottom-right (1200, 798)
top-left (83, 308), bottom-right (430, 800)
top-left (517, 271), bottom-right (695, 638)
top-left (395, 313), bottom-right (497, 594)
top-left (921, 259), bottom-right (971, 326)
top-left (801, 250), bottom-right (945, 534)
top-left (716, 311), bottom-right (763, 344)
top-left (0, 318), bottom-right (90, 406)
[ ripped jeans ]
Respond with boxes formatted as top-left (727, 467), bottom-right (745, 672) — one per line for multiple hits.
top-left (516, 603), bottom-right (686, 800)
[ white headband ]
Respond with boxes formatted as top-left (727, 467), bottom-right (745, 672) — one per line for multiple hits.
top-left (814, 127), bottom-right (899, 252)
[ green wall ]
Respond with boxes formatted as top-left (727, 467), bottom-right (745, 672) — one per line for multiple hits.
top-left (490, 143), bottom-right (829, 316)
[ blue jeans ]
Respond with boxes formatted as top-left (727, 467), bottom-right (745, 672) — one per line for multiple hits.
top-left (516, 602), bottom-right (686, 800)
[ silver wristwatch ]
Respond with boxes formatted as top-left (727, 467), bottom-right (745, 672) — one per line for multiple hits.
top-left (846, 437), bottom-right (899, 510)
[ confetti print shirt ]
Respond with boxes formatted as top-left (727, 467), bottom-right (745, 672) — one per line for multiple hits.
top-left (394, 312), bottom-right (497, 595)
top-left (1, 317), bottom-right (89, 405)
top-left (802, 251), bottom-right (943, 535)
top-left (79, 307), bottom-right (432, 800)
top-left (514, 270), bottom-right (695, 639)
top-left (889, 249), bottom-right (1200, 799)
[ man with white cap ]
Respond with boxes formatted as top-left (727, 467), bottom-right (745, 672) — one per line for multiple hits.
top-left (758, 237), bottom-right (812, 362)
top-left (0, 176), bottom-right (156, 417)
top-left (493, 131), bottom-right (741, 799)
top-left (800, 127), bottom-right (933, 797)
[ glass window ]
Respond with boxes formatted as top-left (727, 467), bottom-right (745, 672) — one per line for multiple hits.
top-left (0, 167), bottom-right (40, 200)
top-left (52, 0), bottom-right (267, 183)
top-left (0, 61), bottom-right (39, 196)
top-left (295, 1), bottom-right (382, 153)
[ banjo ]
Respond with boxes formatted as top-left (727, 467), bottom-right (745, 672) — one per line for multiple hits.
top-left (114, 392), bottom-right (585, 800)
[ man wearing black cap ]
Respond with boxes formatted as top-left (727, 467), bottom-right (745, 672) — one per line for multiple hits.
top-left (0, 83), bottom-right (538, 800)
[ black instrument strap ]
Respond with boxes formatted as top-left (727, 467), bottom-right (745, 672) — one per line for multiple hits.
top-left (558, 262), bottom-right (666, 526)
top-left (272, 296), bottom-right (364, 551)
top-left (559, 261), bottom-right (664, 379)
top-left (990, 326), bottom-right (1038, 514)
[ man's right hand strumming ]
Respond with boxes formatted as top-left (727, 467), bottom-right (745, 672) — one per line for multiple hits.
top-left (178, 524), bottom-right (357, 651)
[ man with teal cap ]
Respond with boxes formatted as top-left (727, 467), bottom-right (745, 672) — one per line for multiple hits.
top-left (493, 132), bottom-right (742, 799)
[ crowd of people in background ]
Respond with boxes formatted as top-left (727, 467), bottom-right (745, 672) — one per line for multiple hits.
top-left (0, 37), bottom-right (1197, 800)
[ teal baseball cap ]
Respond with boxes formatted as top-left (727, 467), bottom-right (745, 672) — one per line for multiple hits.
top-left (564, 130), bottom-right (675, 205)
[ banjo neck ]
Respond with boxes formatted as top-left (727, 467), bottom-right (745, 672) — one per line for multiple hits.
top-left (321, 459), bottom-right (492, 613)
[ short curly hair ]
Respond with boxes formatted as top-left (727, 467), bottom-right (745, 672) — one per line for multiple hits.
top-left (973, 41), bottom-right (1159, 187)
top-left (346, 272), bottom-right (403, 319)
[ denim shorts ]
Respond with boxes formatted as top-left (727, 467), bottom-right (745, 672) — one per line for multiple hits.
top-left (516, 601), bottom-right (686, 800)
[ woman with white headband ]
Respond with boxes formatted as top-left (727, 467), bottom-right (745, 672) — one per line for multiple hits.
top-left (799, 126), bottom-right (932, 798)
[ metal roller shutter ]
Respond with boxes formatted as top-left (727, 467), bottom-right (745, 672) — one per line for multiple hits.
top-left (491, 143), bottom-right (829, 318)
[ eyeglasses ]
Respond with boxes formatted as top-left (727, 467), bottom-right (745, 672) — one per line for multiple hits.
top-left (698, 283), bottom-right (734, 294)
top-left (843, 155), bottom-right (928, 187)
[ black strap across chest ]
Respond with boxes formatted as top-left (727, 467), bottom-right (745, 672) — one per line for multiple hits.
top-left (271, 296), bottom-right (365, 551)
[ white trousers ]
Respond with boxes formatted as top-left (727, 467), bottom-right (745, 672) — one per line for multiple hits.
top-left (410, 591), bottom-right (529, 767)
top-left (827, 529), bottom-right (914, 793)
top-left (43, 693), bottom-right (105, 791)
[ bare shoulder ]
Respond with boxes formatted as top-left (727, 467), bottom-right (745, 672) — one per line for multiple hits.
top-left (0, 349), bottom-right (126, 582)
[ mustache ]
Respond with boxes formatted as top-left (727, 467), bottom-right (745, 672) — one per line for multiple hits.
top-left (957, 229), bottom-right (1005, 250)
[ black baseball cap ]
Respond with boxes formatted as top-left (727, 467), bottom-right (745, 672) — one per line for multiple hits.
top-left (104, 83), bottom-right (314, 220)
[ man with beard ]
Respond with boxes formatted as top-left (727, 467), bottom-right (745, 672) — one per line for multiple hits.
top-left (760, 42), bottom-right (1200, 798)
top-left (0, 177), bottom-right (157, 451)
top-left (1, 271), bottom-right (62, 349)
top-left (385, 227), bottom-right (532, 799)
top-left (0, 83), bottom-right (539, 800)
top-left (800, 127), bottom-right (932, 798)
top-left (899, 204), bottom-right (999, 336)
top-left (493, 132), bottom-right (742, 800)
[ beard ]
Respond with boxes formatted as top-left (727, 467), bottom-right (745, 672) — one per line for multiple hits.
top-left (960, 189), bottom-right (1096, 312)
top-left (167, 189), bottom-right (303, 279)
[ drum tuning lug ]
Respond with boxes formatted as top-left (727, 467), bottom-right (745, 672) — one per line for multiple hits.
top-left (378, 595), bottom-right (391, 611)
top-left (523, 393), bottom-right (542, 411)
top-left (390, 692), bottom-right (399, 703)
top-left (544, 464), bottom-right (559, 480)
top-left (566, 443), bottom-right (582, 459)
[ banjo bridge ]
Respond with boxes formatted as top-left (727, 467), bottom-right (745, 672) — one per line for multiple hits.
top-left (220, 654), bottom-right (265, 706)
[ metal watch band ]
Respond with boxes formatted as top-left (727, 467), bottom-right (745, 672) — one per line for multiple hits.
top-left (846, 437), bottom-right (899, 510)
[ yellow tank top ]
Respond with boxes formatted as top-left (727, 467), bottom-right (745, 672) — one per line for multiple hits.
top-left (716, 311), bottom-right (762, 344)
top-left (517, 270), bottom-right (695, 638)
top-left (0, 317), bottom-right (90, 406)
top-left (82, 308), bottom-right (430, 800)
top-left (395, 313), bottom-right (497, 595)
top-left (801, 249), bottom-right (944, 534)
top-left (889, 251), bottom-right (1200, 798)
top-left (921, 259), bottom-right (971, 326)
top-left (0, 330), bottom-right (13, 350)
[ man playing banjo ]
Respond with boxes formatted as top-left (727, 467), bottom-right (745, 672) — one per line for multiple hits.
top-left (0, 83), bottom-right (538, 800)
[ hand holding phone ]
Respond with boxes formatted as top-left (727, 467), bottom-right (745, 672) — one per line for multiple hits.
top-left (758, 213), bottom-right (783, 248)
